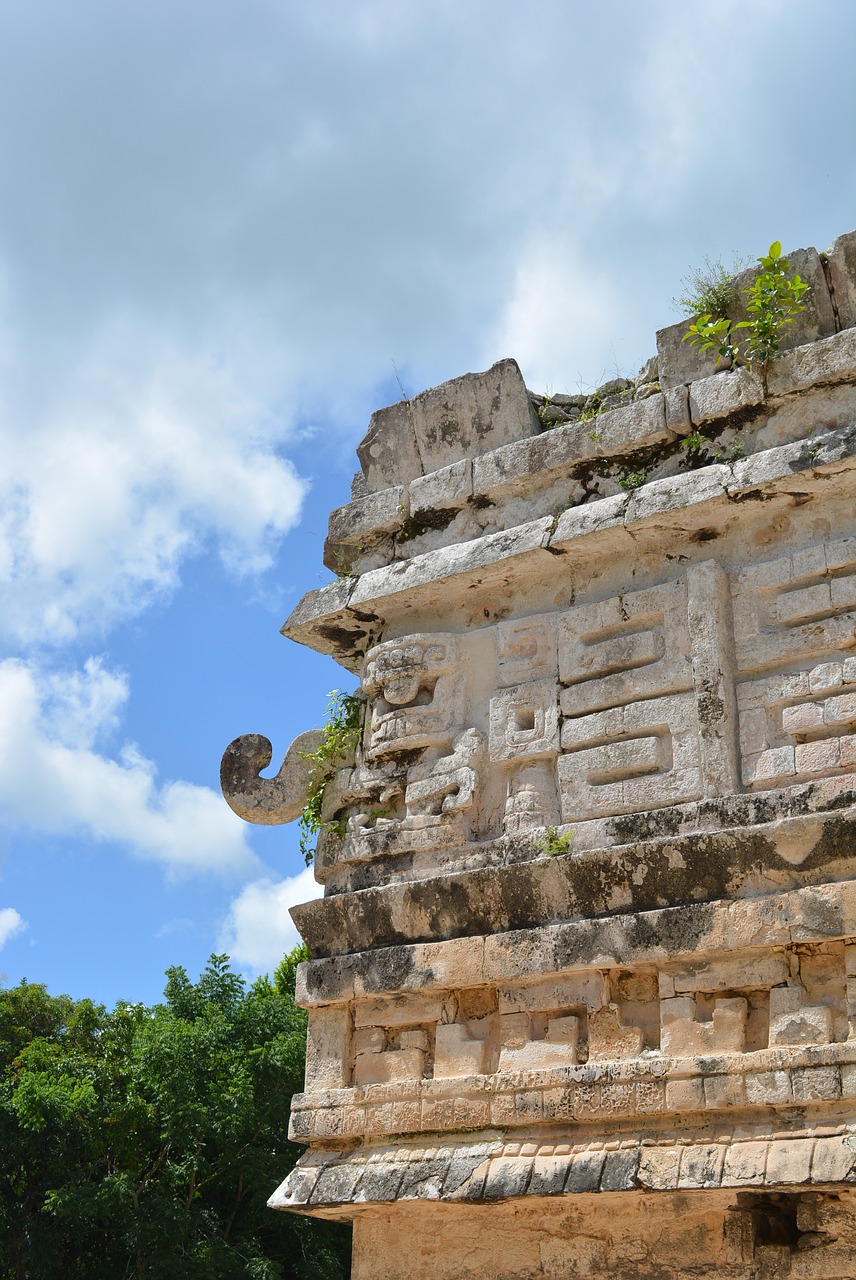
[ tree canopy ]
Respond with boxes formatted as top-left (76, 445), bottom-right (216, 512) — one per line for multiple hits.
top-left (0, 950), bottom-right (350, 1279)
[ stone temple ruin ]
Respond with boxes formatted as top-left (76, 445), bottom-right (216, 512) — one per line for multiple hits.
top-left (222, 230), bottom-right (856, 1279)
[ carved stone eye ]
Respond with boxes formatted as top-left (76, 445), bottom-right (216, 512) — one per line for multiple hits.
top-left (382, 674), bottom-right (421, 706)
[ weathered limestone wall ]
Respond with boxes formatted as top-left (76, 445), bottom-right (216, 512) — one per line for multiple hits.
top-left (223, 230), bottom-right (856, 1279)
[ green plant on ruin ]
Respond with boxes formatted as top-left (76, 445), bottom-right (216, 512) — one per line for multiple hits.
top-left (578, 395), bottom-right (605, 425)
top-left (535, 825), bottom-right (573, 857)
top-left (682, 242), bottom-right (810, 391)
top-left (298, 689), bottom-right (365, 865)
top-left (617, 469), bottom-right (648, 492)
top-left (735, 242), bottom-right (810, 385)
top-left (681, 430), bottom-right (708, 456)
top-left (673, 251), bottom-right (750, 319)
top-left (712, 433), bottom-right (746, 463)
top-left (329, 543), bottom-right (368, 581)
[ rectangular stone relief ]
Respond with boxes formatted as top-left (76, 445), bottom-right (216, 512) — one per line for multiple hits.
top-left (488, 678), bottom-right (560, 762)
top-left (732, 537), bottom-right (856, 676)
top-left (496, 615), bottom-right (558, 687)
top-left (558, 580), bottom-right (693, 716)
top-left (738, 657), bottom-right (856, 788)
top-left (557, 691), bottom-right (703, 821)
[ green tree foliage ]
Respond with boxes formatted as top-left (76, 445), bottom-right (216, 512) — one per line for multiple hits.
top-left (0, 952), bottom-right (350, 1279)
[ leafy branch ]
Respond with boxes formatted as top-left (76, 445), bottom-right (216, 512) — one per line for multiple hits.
top-left (682, 241), bottom-right (810, 392)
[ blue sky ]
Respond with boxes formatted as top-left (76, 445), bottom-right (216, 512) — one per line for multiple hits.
top-left (0, 0), bottom-right (854, 1007)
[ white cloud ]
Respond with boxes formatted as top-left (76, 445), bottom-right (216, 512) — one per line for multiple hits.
top-left (0, 322), bottom-right (307, 646)
top-left (0, 907), bottom-right (25, 950)
top-left (220, 867), bottom-right (321, 971)
top-left (0, 658), bottom-right (259, 878)
top-left (485, 237), bottom-right (627, 395)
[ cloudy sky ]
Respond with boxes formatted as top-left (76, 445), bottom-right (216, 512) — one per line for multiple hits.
top-left (0, 0), bottom-right (854, 1006)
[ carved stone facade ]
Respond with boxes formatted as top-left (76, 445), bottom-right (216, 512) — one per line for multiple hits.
top-left (223, 230), bottom-right (856, 1279)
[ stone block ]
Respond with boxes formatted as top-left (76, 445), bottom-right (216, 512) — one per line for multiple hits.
top-left (498, 1011), bottom-right (530, 1049)
top-left (664, 384), bottom-right (691, 433)
top-left (588, 1004), bottom-right (644, 1060)
top-left (362, 1101), bottom-right (395, 1135)
top-left (765, 1138), bottom-right (814, 1186)
top-left (311, 1161), bottom-right (365, 1206)
top-left (590, 392), bottom-right (669, 453)
top-left (678, 1143), bottom-right (725, 1189)
top-left (558, 692), bottom-right (702, 822)
top-left (421, 1096), bottom-right (457, 1131)
top-left (545, 1014), bottom-right (581, 1045)
top-left (356, 402), bottom-right (424, 495)
top-left (791, 1066), bottom-right (841, 1101)
top-left (498, 971), bottom-right (607, 1014)
top-left (767, 325), bottom-right (856, 397)
top-left (434, 1023), bottom-right (490, 1079)
top-left (824, 691), bottom-right (856, 727)
top-left (745, 1070), bottom-right (792, 1105)
top-left (722, 1141), bottom-right (768, 1186)
top-left (825, 228), bottom-right (856, 328)
top-left (353, 1026), bottom-right (386, 1055)
top-left (564, 1148), bottom-right (606, 1194)
top-left (326, 485), bottom-right (407, 550)
top-left (661, 996), bottom-right (747, 1057)
top-left (811, 1133), bottom-right (856, 1183)
top-left (599, 1148), bottom-right (639, 1191)
top-left (795, 737), bottom-right (841, 776)
top-left (357, 358), bottom-right (538, 492)
top-left (409, 458), bottom-right (473, 519)
top-left (703, 1073), bottom-right (746, 1109)
top-left (689, 367), bottom-right (765, 426)
top-left (666, 1077), bottom-right (705, 1111)
top-left (354, 993), bottom-right (445, 1028)
top-left (482, 1156), bottom-right (534, 1200)
top-left (637, 1145), bottom-right (681, 1190)
top-left (355, 1162), bottom-right (404, 1203)
top-left (558, 579), bottom-right (692, 713)
top-left (656, 317), bottom-right (724, 390)
top-left (496, 615), bottom-right (558, 686)
top-left (671, 953), bottom-right (788, 995)
top-left (769, 985), bottom-right (834, 1046)
top-left (498, 1033), bottom-right (580, 1073)
top-left (635, 1080), bottom-right (665, 1113)
top-left (527, 1155), bottom-right (570, 1197)
top-left (488, 678), bottom-right (560, 762)
top-left (399, 1029), bottom-right (430, 1052)
top-left (305, 1006), bottom-right (353, 1093)
top-left (354, 1047), bottom-right (426, 1087)
top-left (453, 1095), bottom-right (491, 1129)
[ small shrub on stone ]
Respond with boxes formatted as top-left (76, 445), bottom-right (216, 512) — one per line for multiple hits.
top-left (298, 689), bottom-right (364, 864)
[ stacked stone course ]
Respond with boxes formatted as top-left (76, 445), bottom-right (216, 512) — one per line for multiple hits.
top-left (223, 229), bottom-right (856, 1279)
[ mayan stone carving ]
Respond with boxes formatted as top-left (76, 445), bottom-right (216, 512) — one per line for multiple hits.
top-left (223, 230), bottom-right (856, 1280)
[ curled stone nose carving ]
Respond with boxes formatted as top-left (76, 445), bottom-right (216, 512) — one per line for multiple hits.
top-left (220, 728), bottom-right (324, 825)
